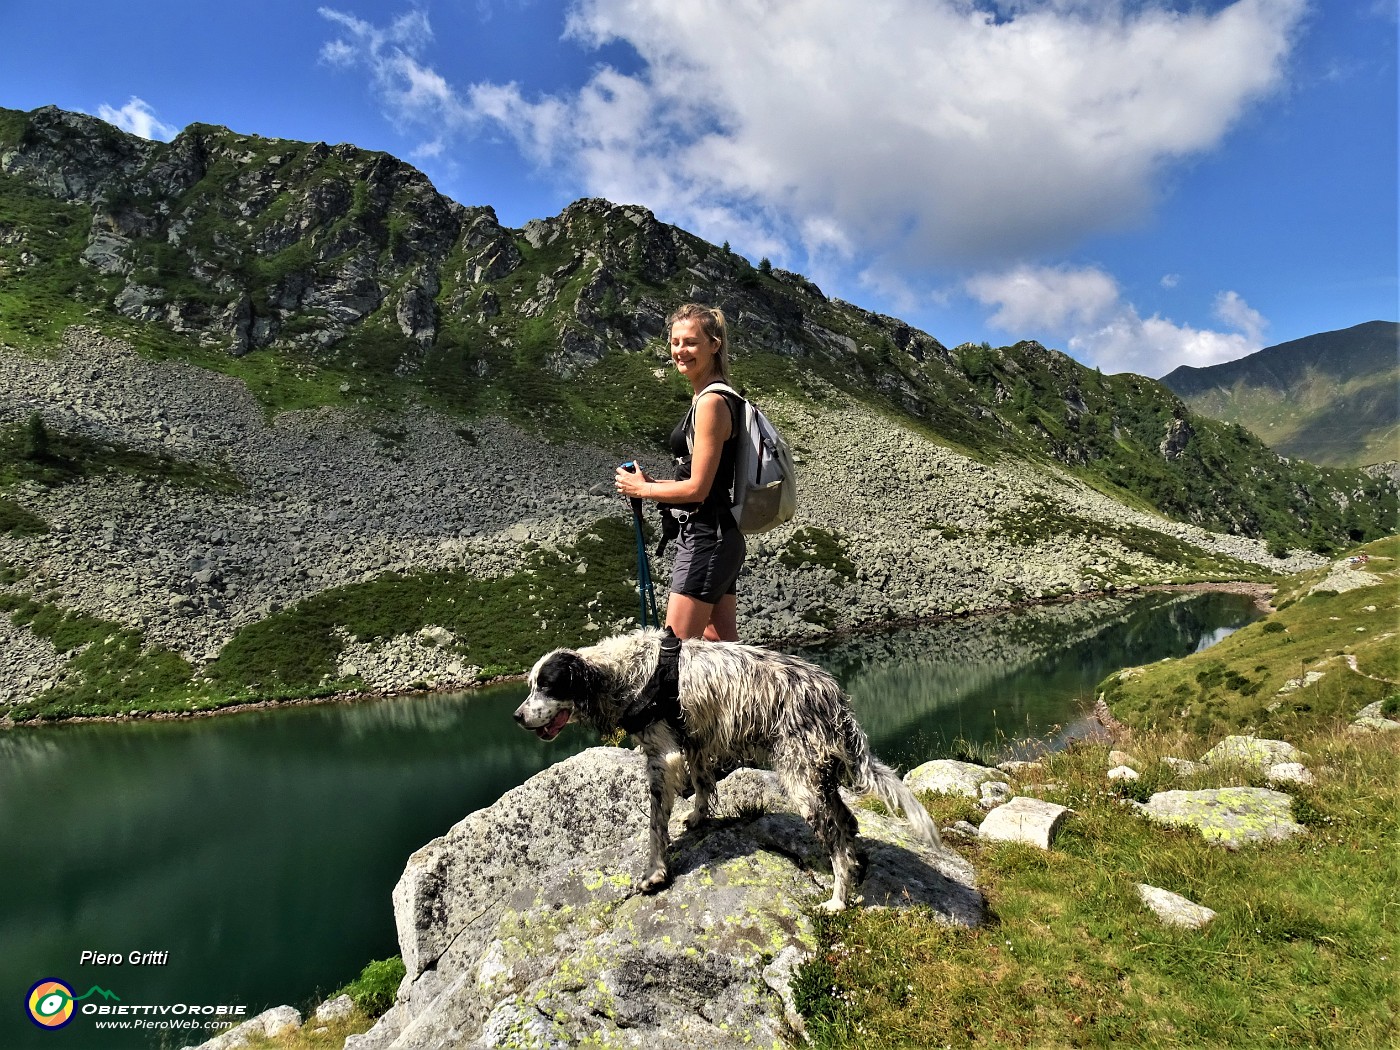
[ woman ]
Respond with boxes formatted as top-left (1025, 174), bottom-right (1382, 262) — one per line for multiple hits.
top-left (614, 304), bottom-right (745, 641)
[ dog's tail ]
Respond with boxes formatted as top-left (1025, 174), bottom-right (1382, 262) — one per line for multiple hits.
top-left (846, 720), bottom-right (942, 848)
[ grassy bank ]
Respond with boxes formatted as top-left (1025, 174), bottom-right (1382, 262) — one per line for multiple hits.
top-left (798, 725), bottom-right (1396, 1048)
top-left (796, 537), bottom-right (1397, 1048)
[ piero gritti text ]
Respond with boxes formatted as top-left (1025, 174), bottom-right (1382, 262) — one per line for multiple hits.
top-left (80, 949), bottom-right (170, 966)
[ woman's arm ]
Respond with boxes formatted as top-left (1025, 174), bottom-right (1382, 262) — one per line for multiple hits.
top-left (615, 392), bottom-right (731, 503)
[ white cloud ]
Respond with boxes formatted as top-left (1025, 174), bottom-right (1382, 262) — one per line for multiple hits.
top-left (487, 0), bottom-right (1303, 265)
top-left (965, 264), bottom-right (1121, 335)
top-left (96, 97), bottom-right (178, 141)
top-left (318, 6), bottom-right (473, 129)
top-left (317, 0), bottom-right (1305, 271)
top-left (966, 264), bottom-right (1268, 376)
top-left (1213, 289), bottom-right (1268, 343)
top-left (1160, 273), bottom-right (1181, 289)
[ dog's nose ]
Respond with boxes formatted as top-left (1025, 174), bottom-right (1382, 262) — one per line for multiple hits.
top-left (512, 707), bottom-right (526, 724)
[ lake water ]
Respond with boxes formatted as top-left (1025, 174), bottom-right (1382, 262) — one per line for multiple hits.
top-left (2, 589), bottom-right (1256, 1048)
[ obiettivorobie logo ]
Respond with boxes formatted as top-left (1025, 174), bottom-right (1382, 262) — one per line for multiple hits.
top-left (24, 978), bottom-right (246, 1034)
top-left (26, 979), bottom-right (119, 1030)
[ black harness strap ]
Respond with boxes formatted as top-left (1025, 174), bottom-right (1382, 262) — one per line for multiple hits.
top-left (618, 628), bottom-right (686, 741)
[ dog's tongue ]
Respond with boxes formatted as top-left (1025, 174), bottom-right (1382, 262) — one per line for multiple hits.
top-left (536, 710), bottom-right (571, 740)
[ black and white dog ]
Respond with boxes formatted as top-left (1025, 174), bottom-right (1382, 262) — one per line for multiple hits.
top-left (514, 629), bottom-right (941, 911)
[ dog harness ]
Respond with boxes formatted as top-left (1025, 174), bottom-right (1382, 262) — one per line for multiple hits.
top-left (618, 628), bottom-right (686, 742)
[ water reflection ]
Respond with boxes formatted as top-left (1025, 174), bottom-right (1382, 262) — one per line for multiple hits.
top-left (798, 590), bottom-right (1257, 767)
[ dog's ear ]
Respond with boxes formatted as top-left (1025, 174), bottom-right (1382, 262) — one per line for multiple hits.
top-left (537, 650), bottom-right (606, 710)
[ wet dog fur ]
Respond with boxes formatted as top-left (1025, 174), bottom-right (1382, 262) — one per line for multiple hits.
top-left (513, 628), bottom-right (941, 911)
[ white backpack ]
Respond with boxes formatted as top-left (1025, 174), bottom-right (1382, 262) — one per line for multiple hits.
top-left (686, 382), bottom-right (797, 534)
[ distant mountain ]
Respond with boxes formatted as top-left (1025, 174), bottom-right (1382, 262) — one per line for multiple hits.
top-left (1160, 321), bottom-right (1399, 467)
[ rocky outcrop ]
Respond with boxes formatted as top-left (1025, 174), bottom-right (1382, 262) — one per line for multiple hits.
top-left (350, 748), bottom-right (981, 1050)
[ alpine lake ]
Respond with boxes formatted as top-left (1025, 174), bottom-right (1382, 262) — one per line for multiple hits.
top-left (3, 589), bottom-right (1259, 1048)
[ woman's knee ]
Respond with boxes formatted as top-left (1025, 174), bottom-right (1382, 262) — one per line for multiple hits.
top-left (666, 593), bottom-right (716, 639)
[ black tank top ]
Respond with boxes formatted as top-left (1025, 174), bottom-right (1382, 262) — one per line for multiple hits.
top-left (668, 385), bottom-right (740, 517)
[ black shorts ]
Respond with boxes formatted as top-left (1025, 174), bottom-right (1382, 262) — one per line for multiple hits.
top-left (669, 515), bottom-right (746, 604)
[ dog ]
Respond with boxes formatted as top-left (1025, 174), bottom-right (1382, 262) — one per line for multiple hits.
top-left (513, 628), bottom-right (942, 911)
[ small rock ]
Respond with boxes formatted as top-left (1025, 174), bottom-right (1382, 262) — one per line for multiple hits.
top-left (1136, 884), bottom-right (1217, 929)
top-left (996, 760), bottom-right (1044, 777)
top-left (1201, 736), bottom-right (1304, 773)
top-left (941, 820), bottom-right (980, 841)
top-left (905, 759), bottom-right (1002, 798)
top-left (979, 780), bottom-right (1013, 807)
top-left (1107, 765), bottom-right (1140, 782)
top-left (1161, 757), bottom-right (1202, 777)
top-left (1275, 671), bottom-right (1325, 696)
top-left (313, 993), bottom-right (356, 1024)
top-left (978, 797), bottom-right (1071, 850)
top-left (1266, 762), bottom-right (1315, 787)
top-left (1108, 750), bottom-right (1138, 768)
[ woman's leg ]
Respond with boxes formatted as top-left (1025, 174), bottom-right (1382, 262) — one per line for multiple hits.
top-left (703, 592), bottom-right (739, 642)
top-left (666, 592), bottom-right (717, 640)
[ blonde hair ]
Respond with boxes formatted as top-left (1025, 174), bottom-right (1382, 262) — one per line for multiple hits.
top-left (667, 302), bottom-right (731, 384)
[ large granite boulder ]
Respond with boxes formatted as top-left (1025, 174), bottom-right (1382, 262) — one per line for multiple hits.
top-left (905, 759), bottom-right (1002, 798)
top-left (350, 747), bottom-right (981, 1049)
top-left (1200, 736), bottom-right (1304, 772)
top-left (1132, 788), bottom-right (1307, 848)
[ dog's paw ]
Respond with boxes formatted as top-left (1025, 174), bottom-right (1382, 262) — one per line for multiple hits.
top-left (817, 897), bottom-right (847, 913)
top-left (635, 869), bottom-right (670, 894)
top-left (683, 809), bottom-right (710, 831)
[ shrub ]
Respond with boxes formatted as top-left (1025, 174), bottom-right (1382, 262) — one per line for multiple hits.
top-left (337, 956), bottom-right (406, 1018)
top-left (22, 412), bottom-right (50, 461)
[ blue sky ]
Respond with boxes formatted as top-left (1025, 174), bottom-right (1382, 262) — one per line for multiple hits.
top-left (2, 0), bottom-right (1394, 376)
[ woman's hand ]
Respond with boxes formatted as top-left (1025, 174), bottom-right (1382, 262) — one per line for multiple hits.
top-left (615, 462), bottom-right (655, 499)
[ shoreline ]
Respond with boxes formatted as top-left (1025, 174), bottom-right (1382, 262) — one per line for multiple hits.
top-left (0, 579), bottom-right (1275, 729)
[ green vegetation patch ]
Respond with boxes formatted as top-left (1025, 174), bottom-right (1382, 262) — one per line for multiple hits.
top-left (334, 956), bottom-right (406, 1018)
top-left (0, 413), bottom-right (242, 493)
top-left (796, 728), bottom-right (1399, 1049)
top-left (206, 516), bottom-right (647, 690)
top-left (0, 497), bottom-right (48, 535)
top-left (0, 172), bottom-right (114, 347)
top-left (780, 525), bottom-right (857, 580)
top-left (0, 594), bottom-right (200, 720)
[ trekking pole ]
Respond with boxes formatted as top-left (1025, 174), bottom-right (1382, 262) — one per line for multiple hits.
top-left (622, 463), bottom-right (661, 627)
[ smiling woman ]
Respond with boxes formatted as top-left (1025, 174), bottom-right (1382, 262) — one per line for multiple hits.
top-left (613, 303), bottom-right (747, 642)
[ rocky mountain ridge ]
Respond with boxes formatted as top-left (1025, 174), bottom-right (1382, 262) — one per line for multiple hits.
top-left (3, 104), bottom-right (1394, 552)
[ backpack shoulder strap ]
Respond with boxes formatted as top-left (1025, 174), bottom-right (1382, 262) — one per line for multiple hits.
top-left (684, 381), bottom-right (743, 452)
